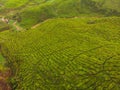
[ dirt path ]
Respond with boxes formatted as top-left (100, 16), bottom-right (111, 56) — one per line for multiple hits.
top-left (31, 19), bottom-right (50, 29)
top-left (13, 21), bottom-right (23, 31)
top-left (0, 69), bottom-right (11, 90)
top-left (0, 16), bottom-right (24, 31)
top-left (31, 23), bottom-right (41, 29)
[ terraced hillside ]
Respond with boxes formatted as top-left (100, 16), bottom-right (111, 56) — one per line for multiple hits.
top-left (1, 17), bottom-right (120, 89)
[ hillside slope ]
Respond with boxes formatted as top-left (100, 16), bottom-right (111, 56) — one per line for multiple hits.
top-left (18, 0), bottom-right (120, 28)
top-left (1, 0), bottom-right (120, 28)
top-left (1, 17), bottom-right (120, 89)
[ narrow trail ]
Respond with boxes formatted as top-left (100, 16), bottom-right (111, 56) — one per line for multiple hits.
top-left (13, 21), bottom-right (24, 31)
top-left (31, 17), bottom-right (79, 29)
top-left (0, 16), bottom-right (24, 32)
top-left (31, 19), bottom-right (50, 29)
top-left (31, 23), bottom-right (41, 29)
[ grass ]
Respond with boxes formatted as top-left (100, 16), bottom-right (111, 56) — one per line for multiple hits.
top-left (0, 17), bottom-right (120, 89)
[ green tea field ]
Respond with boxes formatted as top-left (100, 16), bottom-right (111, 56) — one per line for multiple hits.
top-left (0, 17), bottom-right (120, 89)
top-left (0, 0), bottom-right (120, 90)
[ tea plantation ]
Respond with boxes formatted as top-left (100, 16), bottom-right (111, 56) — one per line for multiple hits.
top-left (0, 0), bottom-right (120, 89)
top-left (1, 17), bottom-right (120, 89)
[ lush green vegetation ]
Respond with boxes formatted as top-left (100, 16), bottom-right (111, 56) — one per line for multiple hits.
top-left (0, 0), bottom-right (120, 89)
top-left (1, 0), bottom-right (120, 28)
top-left (18, 0), bottom-right (120, 28)
top-left (0, 17), bottom-right (120, 89)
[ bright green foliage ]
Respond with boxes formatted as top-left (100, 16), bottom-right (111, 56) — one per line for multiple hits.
top-left (1, 17), bottom-right (120, 89)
